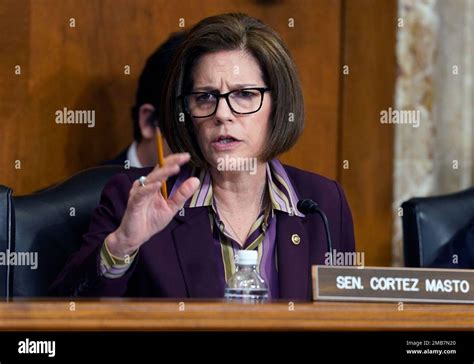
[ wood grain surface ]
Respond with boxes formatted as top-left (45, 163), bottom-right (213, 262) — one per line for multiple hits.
top-left (0, 300), bottom-right (472, 331)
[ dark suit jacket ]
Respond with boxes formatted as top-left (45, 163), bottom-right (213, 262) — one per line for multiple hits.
top-left (102, 147), bottom-right (128, 166)
top-left (50, 163), bottom-right (356, 301)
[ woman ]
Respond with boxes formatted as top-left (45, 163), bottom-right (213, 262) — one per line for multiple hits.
top-left (51, 13), bottom-right (355, 300)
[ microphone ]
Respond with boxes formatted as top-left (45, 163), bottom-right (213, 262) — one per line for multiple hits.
top-left (297, 199), bottom-right (333, 265)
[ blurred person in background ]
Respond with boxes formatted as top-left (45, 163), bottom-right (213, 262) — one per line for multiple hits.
top-left (103, 32), bottom-right (186, 167)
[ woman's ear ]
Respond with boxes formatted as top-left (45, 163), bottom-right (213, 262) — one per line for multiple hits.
top-left (138, 103), bottom-right (156, 140)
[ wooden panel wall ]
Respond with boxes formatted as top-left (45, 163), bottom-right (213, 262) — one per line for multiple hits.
top-left (0, 0), bottom-right (396, 266)
top-left (0, 0), bottom-right (339, 193)
top-left (338, 0), bottom-right (397, 266)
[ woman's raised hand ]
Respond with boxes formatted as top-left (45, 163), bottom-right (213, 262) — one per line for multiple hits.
top-left (106, 153), bottom-right (200, 257)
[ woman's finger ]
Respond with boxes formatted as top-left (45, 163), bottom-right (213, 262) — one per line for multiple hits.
top-left (147, 152), bottom-right (191, 177)
top-left (167, 177), bottom-right (200, 213)
top-left (145, 163), bottom-right (181, 185)
top-left (145, 153), bottom-right (191, 184)
top-left (130, 180), bottom-right (163, 202)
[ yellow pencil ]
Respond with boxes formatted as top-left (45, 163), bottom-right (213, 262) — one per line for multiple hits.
top-left (156, 127), bottom-right (168, 199)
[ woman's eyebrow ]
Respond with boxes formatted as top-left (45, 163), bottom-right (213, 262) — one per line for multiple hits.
top-left (192, 83), bottom-right (259, 92)
top-left (230, 83), bottom-right (258, 89)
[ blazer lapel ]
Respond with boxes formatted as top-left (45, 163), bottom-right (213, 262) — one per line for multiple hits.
top-left (172, 207), bottom-right (224, 298)
top-left (276, 212), bottom-right (310, 300)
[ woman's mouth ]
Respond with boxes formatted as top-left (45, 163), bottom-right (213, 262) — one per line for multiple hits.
top-left (211, 136), bottom-right (242, 151)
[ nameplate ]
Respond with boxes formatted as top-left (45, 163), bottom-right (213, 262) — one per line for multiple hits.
top-left (312, 266), bottom-right (474, 304)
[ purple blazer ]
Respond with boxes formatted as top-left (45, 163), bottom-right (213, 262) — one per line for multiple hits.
top-left (50, 163), bottom-right (355, 301)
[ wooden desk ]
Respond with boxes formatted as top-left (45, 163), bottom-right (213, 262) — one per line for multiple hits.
top-left (0, 300), bottom-right (473, 331)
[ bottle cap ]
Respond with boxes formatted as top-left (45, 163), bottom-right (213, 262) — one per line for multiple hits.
top-left (236, 250), bottom-right (258, 265)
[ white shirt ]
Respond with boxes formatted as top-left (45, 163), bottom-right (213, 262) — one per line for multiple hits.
top-left (126, 141), bottom-right (143, 168)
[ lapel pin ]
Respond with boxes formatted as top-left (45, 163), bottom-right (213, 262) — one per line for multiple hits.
top-left (291, 233), bottom-right (301, 245)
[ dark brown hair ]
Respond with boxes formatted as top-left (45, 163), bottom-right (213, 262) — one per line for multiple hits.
top-left (160, 13), bottom-right (304, 168)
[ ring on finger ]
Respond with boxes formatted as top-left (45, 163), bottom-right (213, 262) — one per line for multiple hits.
top-left (138, 176), bottom-right (147, 187)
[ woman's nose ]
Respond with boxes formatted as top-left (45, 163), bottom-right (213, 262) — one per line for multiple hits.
top-left (214, 96), bottom-right (234, 124)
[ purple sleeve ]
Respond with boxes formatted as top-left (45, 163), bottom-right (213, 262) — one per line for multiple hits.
top-left (335, 181), bottom-right (356, 253)
top-left (49, 173), bottom-right (138, 297)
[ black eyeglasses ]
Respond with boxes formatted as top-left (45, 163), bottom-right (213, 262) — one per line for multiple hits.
top-left (180, 87), bottom-right (270, 118)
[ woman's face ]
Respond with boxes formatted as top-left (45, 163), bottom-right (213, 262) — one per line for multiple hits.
top-left (190, 49), bottom-right (272, 170)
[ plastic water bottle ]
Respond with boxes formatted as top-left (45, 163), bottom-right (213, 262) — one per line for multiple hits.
top-left (224, 250), bottom-right (269, 303)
